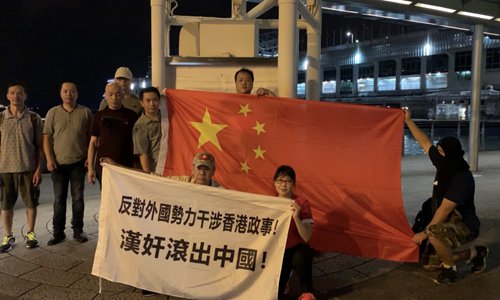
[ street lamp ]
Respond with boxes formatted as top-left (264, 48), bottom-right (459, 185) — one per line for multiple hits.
top-left (346, 31), bottom-right (354, 43)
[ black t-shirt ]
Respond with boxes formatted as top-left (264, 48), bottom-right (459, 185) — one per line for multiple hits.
top-left (90, 106), bottom-right (138, 173)
top-left (428, 146), bottom-right (480, 236)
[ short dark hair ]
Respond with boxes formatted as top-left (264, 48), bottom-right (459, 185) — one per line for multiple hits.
top-left (273, 165), bottom-right (296, 182)
top-left (60, 82), bottom-right (77, 91)
top-left (6, 81), bottom-right (27, 93)
top-left (234, 68), bottom-right (254, 82)
top-left (139, 86), bottom-right (161, 100)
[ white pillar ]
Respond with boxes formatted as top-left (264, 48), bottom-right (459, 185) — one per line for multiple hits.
top-left (151, 0), bottom-right (166, 91)
top-left (306, 2), bottom-right (322, 100)
top-left (469, 24), bottom-right (483, 172)
top-left (278, 0), bottom-right (297, 98)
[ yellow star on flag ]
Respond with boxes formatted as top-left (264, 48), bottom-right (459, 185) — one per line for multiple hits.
top-left (190, 108), bottom-right (228, 151)
top-left (252, 145), bottom-right (266, 160)
top-left (240, 161), bottom-right (251, 174)
top-left (253, 121), bottom-right (266, 136)
top-left (238, 104), bottom-right (252, 117)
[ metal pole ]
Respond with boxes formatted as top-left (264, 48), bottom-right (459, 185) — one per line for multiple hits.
top-left (151, 0), bottom-right (166, 91)
top-left (278, 0), bottom-right (297, 98)
top-left (469, 24), bottom-right (483, 172)
top-left (306, 1), bottom-right (322, 100)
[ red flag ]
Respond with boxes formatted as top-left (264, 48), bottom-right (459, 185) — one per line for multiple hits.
top-left (161, 89), bottom-right (418, 262)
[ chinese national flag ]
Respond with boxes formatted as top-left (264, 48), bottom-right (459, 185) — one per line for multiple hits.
top-left (161, 89), bottom-right (418, 262)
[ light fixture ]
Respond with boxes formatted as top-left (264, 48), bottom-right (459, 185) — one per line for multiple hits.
top-left (423, 43), bottom-right (431, 56)
top-left (322, 7), bottom-right (359, 14)
top-left (441, 25), bottom-right (469, 31)
top-left (457, 11), bottom-right (494, 20)
top-left (382, 0), bottom-right (412, 5)
top-left (415, 3), bottom-right (455, 13)
top-left (346, 31), bottom-right (354, 43)
top-left (485, 32), bottom-right (500, 37)
top-left (495, 18), bottom-right (500, 22)
top-left (354, 51), bottom-right (361, 64)
top-left (363, 13), bottom-right (400, 20)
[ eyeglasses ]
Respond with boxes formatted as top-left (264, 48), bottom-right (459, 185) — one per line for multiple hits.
top-left (275, 179), bottom-right (293, 185)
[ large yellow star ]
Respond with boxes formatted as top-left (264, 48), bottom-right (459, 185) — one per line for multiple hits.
top-left (238, 104), bottom-right (252, 117)
top-left (252, 145), bottom-right (266, 160)
top-left (253, 121), bottom-right (266, 136)
top-left (190, 108), bottom-right (227, 151)
top-left (240, 161), bottom-right (251, 174)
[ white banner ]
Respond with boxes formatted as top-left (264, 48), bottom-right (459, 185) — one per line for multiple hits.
top-left (92, 164), bottom-right (292, 300)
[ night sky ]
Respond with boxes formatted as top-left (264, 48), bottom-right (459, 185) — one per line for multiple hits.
top-left (0, 0), bottom-right (232, 115)
top-left (1, 0), bottom-right (417, 116)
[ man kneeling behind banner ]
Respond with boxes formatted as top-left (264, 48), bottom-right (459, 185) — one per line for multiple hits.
top-left (92, 163), bottom-right (292, 299)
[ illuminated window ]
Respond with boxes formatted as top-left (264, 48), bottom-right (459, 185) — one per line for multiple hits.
top-left (455, 51), bottom-right (471, 71)
top-left (322, 68), bottom-right (336, 94)
top-left (401, 57), bottom-right (421, 75)
top-left (401, 76), bottom-right (421, 90)
top-left (340, 65), bottom-right (353, 94)
top-left (358, 64), bottom-right (374, 92)
top-left (426, 73), bottom-right (447, 89)
top-left (378, 60), bottom-right (396, 91)
top-left (486, 47), bottom-right (500, 69)
top-left (297, 72), bottom-right (306, 95)
top-left (427, 54), bottom-right (448, 73)
top-left (378, 77), bottom-right (396, 91)
top-left (400, 58), bottom-right (421, 90)
top-left (455, 51), bottom-right (472, 81)
top-left (359, 64), bottom-right (374, 78)
top-left (379, 60), bottom-right (396, 77)
top-left (426, 54), bottom-right (448, 89)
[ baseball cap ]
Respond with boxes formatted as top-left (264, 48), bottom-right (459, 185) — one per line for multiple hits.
top-left (114, 67), bottom-right (133, 80)
top-left (193, 151), bottom-right (215, 171)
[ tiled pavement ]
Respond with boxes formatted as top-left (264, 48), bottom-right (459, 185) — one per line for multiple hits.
top-left (1, 151), bottom-right (499, 299)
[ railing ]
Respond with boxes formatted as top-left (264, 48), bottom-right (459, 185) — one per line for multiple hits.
top-left (404, 119), bottom-right (500, 154)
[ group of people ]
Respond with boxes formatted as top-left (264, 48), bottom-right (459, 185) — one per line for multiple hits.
top-left (0, 65), bottom-right (489, 299)
top-left (0, 66), bottom-right (146, 251)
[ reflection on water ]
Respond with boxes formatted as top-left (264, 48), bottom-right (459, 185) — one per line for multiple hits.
top-left (403, 126), bottom-right (500, 155)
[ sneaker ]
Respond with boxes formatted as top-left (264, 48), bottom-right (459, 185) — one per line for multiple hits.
top-left (25, 232), bottom-right (39, 249)
top-left (73, 232), bottom-right (88, 243)
top-left (47, 233), bottom-right (66, 246)
top-left (298, 292), bottom-right (317, 300)
top-left (434, 266), bottom-right (460, 284)
top-left (471, 245), bottom-right (489, 274)
top-left (0, 235), bottom-right (16, 253)
top-left (141, 289), bottom-right (157, 297)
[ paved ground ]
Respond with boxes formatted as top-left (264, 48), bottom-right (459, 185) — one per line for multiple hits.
top-left (0, 151), bottom-right (499, 299)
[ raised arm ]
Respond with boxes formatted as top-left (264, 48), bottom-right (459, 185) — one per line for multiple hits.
top-left (404, 109), bottom-right (433, 153)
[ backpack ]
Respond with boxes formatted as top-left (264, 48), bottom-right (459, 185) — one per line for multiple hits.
top-left (412, 197), bottom-right (434, 233)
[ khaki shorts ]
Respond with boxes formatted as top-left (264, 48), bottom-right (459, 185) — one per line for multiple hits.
top-left (0, 172), bottom-right (40, 210)
top-left (427, 212), bottom-right (473, 249)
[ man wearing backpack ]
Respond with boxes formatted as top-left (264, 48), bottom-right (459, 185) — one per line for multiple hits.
top-left (0, 82), bottom-right (43, 252)
top-left (404, 108), bottom-right (488, 284)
